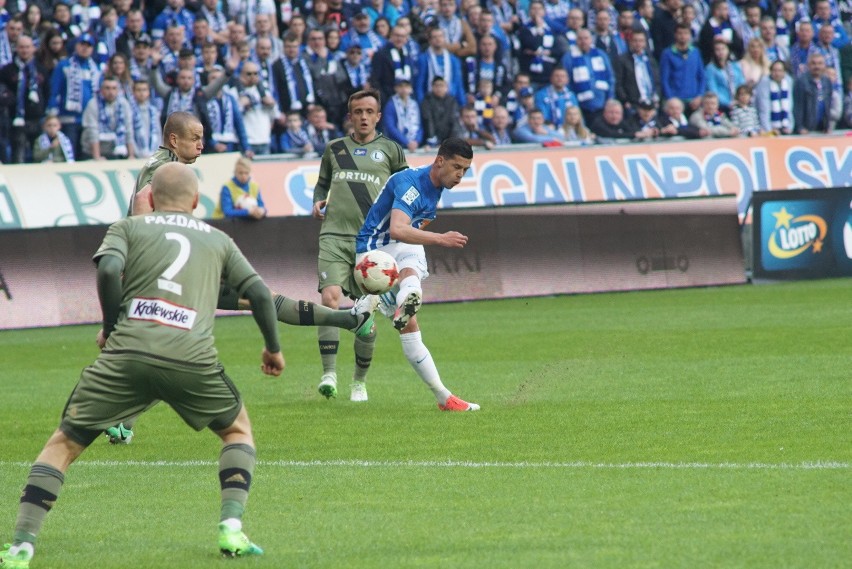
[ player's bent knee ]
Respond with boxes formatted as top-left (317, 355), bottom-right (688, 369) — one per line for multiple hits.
top-left (37, 428), bottom-right (90, 469)
top-left (213, 405), bottom-right (253, 444)
top-left (320, 286), bottom-right (343, 308)
top-left (398, 267), bottom-right (419, 281)
top-left (57, 424), bottom-right (101, 448)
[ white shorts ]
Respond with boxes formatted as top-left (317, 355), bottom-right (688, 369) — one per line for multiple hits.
top-left (357, 242), bottom-right (429, 318)
top-left (357, 242), bottom-right (429, 281)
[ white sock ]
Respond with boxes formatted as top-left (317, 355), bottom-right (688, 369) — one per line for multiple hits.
top-left (396, 275), bottom-right (422, 308)
top-left (220, 518), bottom-right (242, 532)
top-left (9, 543), bottom-right (34, 558)
top-left (400, 331), bottom-right (450, 405)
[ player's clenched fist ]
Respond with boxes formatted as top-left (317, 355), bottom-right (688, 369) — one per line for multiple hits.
top-left (441, 231), bottom-right (468, 248)
top-left (261, 349), bottom-right (285, 376)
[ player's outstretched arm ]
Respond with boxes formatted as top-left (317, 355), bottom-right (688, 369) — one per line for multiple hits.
top-left (243, 280), bottom-right (285, 376)
top-left (389, 209), bottom-right (468, 248)
top-left (96, 254), bottom-right (125, 342)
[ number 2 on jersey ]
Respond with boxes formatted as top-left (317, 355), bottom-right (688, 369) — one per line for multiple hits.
top-left (157, 232), bottom-right (190, 295)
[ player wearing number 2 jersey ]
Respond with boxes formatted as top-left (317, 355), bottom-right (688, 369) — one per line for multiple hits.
top-left (99, 207), bottom-right (254, 366)
top-left (0, 164), bottom-right (281, 569)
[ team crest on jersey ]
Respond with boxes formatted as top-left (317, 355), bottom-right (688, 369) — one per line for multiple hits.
top-left (354, 148), bottom-right (367, 156)
top-left (370, 150), bottom-right (385, 162)
top-left (401, 186), bottom-right (419, 205)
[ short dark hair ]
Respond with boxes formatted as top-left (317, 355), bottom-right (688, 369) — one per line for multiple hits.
top-left (711, 0), bottom-right (727, 13)
top-left (348, 88), bottom-right (382, 111)
top-left (437, 137), bottom-right (473, 160)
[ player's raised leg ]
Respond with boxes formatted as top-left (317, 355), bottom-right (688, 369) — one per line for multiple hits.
top-left (393, 275), bottom-right (423, 331)
top-left (272, 294), bottom-right (377, 337)
top-left (226, 284), bottom-right (378, 400)
top-left (226, 285), bottom-right (377, 338)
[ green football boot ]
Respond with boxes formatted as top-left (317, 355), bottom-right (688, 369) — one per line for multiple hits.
top-left (0, 543), bottom-right (33, 568)
top-left (105, 423), bottom-right (134, 445)
top-left (218, 523), bottom-right (263, 557)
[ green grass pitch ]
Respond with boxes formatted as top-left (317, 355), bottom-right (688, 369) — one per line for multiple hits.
top-left (0, 280), bottom-right (849, 568)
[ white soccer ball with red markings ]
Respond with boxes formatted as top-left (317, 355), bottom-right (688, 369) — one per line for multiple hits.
top-left (354, 250), bottom-right (400, 295)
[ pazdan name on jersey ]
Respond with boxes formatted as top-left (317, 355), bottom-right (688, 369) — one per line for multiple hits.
top-left (143, 215), bottom-right (212, 232)
top-left (128, 298), bottom-right (198, 330)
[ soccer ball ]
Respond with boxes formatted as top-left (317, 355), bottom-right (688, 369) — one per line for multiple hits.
top-left (354, 251), bottom-right (400, 294)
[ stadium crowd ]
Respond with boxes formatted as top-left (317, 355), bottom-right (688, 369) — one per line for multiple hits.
top-left (1, 0), bottom-right (851, 163)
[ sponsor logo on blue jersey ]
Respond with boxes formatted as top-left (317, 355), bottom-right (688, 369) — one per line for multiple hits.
top-left (401, 186), bottom-right (420, 205)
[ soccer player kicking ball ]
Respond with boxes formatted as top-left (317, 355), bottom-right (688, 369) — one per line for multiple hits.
top-left (0, 164), bottom-right (280, 568)
top-left (356, 137), bottom-right (480, 411)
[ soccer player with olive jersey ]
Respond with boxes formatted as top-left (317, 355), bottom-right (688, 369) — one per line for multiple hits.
top-left (312, 89), bottom-right (408, 402)
top-left (0, 163), bottom-right (281, 568)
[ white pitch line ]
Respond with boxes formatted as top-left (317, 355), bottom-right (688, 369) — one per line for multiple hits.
top-left (0, 460), bottom-right (848, 470)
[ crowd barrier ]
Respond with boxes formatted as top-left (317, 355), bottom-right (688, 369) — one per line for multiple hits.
top-left (1, 133), bottom-right (850, 230)
top-left (0, 196), bottom-right (744, 330)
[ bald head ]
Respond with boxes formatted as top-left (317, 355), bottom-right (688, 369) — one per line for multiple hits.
top-left (151, 163), bottom-right (199, 212)
top-left (161, 111), bottom-right (204, 163)
top-left (163, 111), bottom-right (202, 143)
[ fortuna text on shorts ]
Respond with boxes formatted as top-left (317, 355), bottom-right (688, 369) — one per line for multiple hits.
top-left (128, 298), bottom-right (198, 330)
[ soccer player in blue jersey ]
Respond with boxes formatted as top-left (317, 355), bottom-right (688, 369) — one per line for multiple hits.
top-left (356, 137), bottom-right (480, 412)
